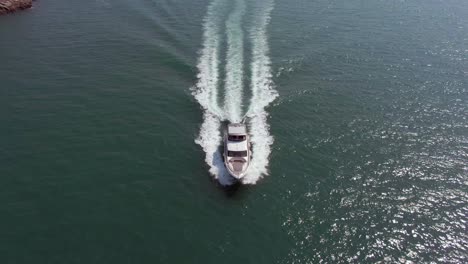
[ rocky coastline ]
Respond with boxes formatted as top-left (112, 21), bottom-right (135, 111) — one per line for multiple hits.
top-left (0, 0), bottom-right (32, 15)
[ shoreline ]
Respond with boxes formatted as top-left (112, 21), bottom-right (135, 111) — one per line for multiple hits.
top-left (0, 0), bottom-right (32, 15)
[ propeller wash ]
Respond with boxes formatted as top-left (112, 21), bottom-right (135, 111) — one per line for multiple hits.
top-left (192, 0), bottom-right (277, 185)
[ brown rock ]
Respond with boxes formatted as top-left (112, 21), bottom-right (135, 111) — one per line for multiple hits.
top-left (0, 0), bottom-right (32, 15)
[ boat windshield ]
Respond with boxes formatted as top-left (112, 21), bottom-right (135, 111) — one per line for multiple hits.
top-left (227, 150), bottom-right (248, 157)
top-left (228, 135), bottom-right (246, 141)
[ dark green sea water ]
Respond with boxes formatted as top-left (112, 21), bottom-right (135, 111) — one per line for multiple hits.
top-left (1, 0), bottom-right (467, 263)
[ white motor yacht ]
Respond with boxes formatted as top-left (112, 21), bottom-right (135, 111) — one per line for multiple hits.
top-left (223, 123), bottom-right (251, 179)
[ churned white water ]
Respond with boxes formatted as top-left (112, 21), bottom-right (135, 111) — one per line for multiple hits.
top-left (243, 0), bottom-right (277, 184)
top-left (224, 0), bottom-right (246, 123)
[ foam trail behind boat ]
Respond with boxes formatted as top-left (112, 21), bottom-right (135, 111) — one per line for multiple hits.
top-left (224, 0), bottom-right (246, 123)
top-left (192, 0), bottom-right (223, 117)
top-left (193, 0), bottom-right (234, 185)
top-left (244, 0), bottom-right (278, 184)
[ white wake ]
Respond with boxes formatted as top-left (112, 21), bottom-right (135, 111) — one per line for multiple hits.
top-left (224, 0), bottom-right (246, 123)
top-left (193, 0), bottom-right (277, 185)
top-left (243, 0), bottom-right (278, 184)
top-left (192, 0), bottom-right (233, 185)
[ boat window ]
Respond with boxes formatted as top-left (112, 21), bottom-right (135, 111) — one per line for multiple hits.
top-left (228, 151), bottom-right (248, 157)
top-left (228, 135), bottom-right (246, 141)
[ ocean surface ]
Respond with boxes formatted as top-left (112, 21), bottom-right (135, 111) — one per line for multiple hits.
top-left (1, 0), bottom-right (467, 263)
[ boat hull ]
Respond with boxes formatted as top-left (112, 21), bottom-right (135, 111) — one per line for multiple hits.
top-left (223, 123), bottom-right (251, 180)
